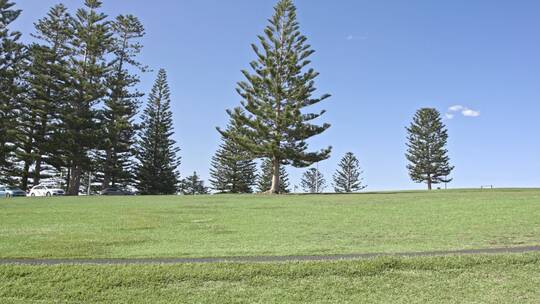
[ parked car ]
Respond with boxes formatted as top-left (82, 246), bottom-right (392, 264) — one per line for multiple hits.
top-left (29, 184), bottom-right (65, 197)
top-left (100, 188), bottom-right (134, 196)
top-left (0, 186), bottom-right (27, 198)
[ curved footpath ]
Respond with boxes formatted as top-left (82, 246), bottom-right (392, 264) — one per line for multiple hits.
top-left (0, 246), bottom-right (539, 265)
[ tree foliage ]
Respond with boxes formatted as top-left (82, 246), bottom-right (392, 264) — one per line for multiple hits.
top-left (0, 1), bottom-right (192, 197)
top-left (135, 69), bottom-right (181, 195)
top-left (0, 0), bottom-right (25, 185)
top-left (19, 4), bottom-right (73, 189)
top-left (218, 0), bottom-right (331, 194)
top-left (333, 152), bottom-right (366, 193)
top-left (61, 0), bottom-right (112, 195)
top-left (406, 108), bottom-right (454, 190)
top-left (210, 120), bottom-right (257, 194)
top-left (301, 167), bottom-right (325, 193)
top-left (97, 14), bottom-right (146, 189)
top-left (180, 171), bottom-right (209, 195)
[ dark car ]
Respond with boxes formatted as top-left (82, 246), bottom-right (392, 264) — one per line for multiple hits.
top-left (100, 188), bottom-right (134, 196)
top-left (0, 186), bottom-right (27, 198)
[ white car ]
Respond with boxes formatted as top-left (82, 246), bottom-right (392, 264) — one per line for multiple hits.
top-left (29, 184), bottom-right (65, 197)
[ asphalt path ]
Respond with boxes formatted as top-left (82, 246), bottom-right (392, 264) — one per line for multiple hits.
top-left (0, 246), bottom-right (538, 265)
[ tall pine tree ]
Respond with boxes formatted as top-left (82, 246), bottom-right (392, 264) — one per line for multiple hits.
top-left (257, 158), bottom-right (290, 193)
top-left (0, 0), bottom-right (25, 186)
top-left (333, 152), bottom-right (366, 193)
top-left (13, 69), bottom-right (33, 190)
top-left (406, 108), bottom-right (454, 190)
top-left (210, 119), bottom-right (257, 194)
top-left (218, 0), bottom-right (331, 194)
top-left (62, 0), bottom-right (112, 195)
top-left (97, 14), bottom-right (146, 189)
top-left (135, 69), bottom-right (181, 195)
top-left (19, 4), bottom-right (73, 189)
top-left (301, 167), bottom-right (325, 193)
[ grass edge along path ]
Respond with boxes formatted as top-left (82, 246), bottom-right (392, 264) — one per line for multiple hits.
top-left (0, 245), bottom-right (538, 265)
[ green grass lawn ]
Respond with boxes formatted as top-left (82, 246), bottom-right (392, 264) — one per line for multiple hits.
top-left (1, 254), bottom-right (539, 303)
top-left (0, 189), bottom-right (539, 259)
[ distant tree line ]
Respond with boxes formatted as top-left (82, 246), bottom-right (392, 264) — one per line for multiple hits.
top-left (1, 0), bottom-right (454, 195)
top-left (0, 0), bottom-right (184, 195)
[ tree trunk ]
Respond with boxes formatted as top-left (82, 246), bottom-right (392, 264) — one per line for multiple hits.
top-left (268, 158), bottom-right (281, 194)
top-left (66, 165), bottom-right (71, 191)
top-left (34, 114), bottom-right (48, 187)
top-left (33, 157), bottom-right (42, 187)
top-left (68, 164), bottom-right (82, 196)
top-left (21, 160), bottom-right (31, 191)
top-left (102, 139), bottom-right (113, 190)
top-left (20, 140), bottom-right (34, 190)
top-left (427, 174), bottom-right (432, 190)
top-left (102, 170), bottom-right (110, 190)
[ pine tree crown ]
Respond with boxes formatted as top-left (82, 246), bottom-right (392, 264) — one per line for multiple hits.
top-left (136, 69), bottom-right (181, 195)
top-left (406, 108), bottom-right (454, 186)
top-left (301, 167), bottom-right (325, 193)
top-left (217, 0), bottom-right (331, 169)
top-left (332, 152), bottom-right (366, 193)
top-left (210, 117), bottom-right (257, 194)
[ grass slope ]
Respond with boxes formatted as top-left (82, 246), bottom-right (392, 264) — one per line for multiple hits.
top-left (0, 189), bottom-right (539, 259)
top-left (1, 254), bottom-right (539, 303)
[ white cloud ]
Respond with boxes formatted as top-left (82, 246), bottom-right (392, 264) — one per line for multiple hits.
top-left (449, 105), bottom-right (464, 112)
top-left (462, 109), bottom-right (480, 117)
top-left (446, 105), bottom-right (480, 119)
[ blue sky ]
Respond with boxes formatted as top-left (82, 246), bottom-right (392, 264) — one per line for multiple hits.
top-left (12, 0), bottom-right (540, 191)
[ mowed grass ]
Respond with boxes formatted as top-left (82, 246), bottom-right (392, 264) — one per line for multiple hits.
top-left (0, 189), bottom-right (539, 259)
top-left (1, 254), bottom-right (539, 303)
